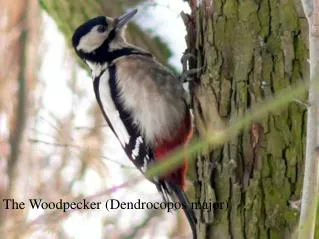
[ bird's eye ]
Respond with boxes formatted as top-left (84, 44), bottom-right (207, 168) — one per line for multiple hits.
top-left (97, 25), bottom-right (106, 33)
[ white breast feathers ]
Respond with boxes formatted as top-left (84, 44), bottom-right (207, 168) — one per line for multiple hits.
top-left (115, 56), bottom-right (186, 145)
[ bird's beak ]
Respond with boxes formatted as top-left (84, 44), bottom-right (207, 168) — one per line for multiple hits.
top-left (114, 9), bottom-right (138, 29)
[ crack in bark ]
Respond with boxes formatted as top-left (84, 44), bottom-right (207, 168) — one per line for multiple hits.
top-left (187, 0), bottom-right (307, 238)
top-left (228, 177), bottom-right (234, 239)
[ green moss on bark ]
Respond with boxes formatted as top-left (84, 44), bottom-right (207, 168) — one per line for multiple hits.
top-left (186, 0), bottom-right (308, 238)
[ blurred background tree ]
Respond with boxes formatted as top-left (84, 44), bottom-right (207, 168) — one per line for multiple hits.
top-left (0, 0), bottom-right (40, 236)
top-left (0, 0), bottom-right (190, 238)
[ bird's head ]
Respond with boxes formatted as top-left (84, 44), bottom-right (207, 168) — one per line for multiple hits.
top-left (72, 9), bottom-right (137, 64)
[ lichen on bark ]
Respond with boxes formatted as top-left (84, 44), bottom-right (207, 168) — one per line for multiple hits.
top-left (185, 0), bottom-right (308, 238)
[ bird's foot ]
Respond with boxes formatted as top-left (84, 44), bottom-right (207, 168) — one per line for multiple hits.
top-left (180, 52), bottom-right (202, 82)
top-left (179, 67), bottom-right (203, 82)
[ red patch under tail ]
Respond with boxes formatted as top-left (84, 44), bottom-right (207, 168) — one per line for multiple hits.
top-left (155, 111), bottom-right (193, 189)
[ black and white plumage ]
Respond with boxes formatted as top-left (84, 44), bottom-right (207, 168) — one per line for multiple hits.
top-left (72, 9), bottom-right (197, 239)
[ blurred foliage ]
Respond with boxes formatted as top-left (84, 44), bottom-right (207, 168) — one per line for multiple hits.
top-left (0, 0), bottom-right (181, 238)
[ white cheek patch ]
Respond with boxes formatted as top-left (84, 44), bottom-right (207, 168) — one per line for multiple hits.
top-left (77, 26), bottom-right (107, 53)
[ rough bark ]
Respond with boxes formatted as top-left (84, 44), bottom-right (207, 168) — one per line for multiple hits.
top-left (184, 0), bottom-right (308, 238)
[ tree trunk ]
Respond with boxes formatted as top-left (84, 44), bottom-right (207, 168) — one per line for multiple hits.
top-left (184, 0), bottom-right (308, 238)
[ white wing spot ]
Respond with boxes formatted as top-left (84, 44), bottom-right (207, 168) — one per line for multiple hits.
top-left (131, 136), bottom-right (143, 160)
top-left (141, 157), bottom-right (148, 173)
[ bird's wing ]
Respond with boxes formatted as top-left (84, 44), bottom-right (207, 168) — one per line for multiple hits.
top-left (93, 64), bottom-right (155, 176)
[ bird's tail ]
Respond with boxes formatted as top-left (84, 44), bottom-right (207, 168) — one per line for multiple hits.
top-left (167, 182), bottom-right (197, 239)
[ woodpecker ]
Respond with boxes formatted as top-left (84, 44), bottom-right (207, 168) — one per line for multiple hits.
top-left (72, 9), bottom-right (196, 238)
